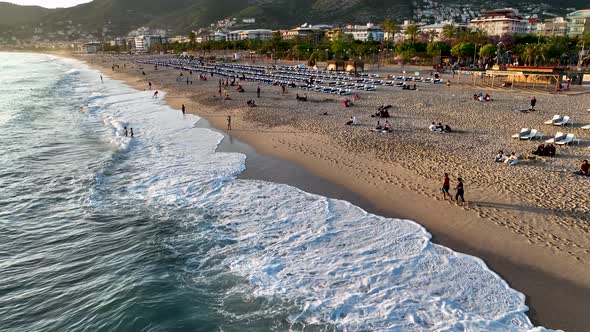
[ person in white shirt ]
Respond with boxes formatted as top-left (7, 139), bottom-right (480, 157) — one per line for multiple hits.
top-left (345, 116), bottom-right (358, 126)
top-left (429, 122), bottom-right (437, 131)
top-left (504, 152), bottom-right (518, 166)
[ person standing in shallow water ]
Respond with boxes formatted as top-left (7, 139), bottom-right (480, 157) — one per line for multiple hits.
top-left (130, 128), bottom-right (134, 138)
top-left (181, 104), bottom-right (186, 115)
top-left (123, 127), bottom-right (128, 137)
top-left (226, 115), bottom-right (232, 131)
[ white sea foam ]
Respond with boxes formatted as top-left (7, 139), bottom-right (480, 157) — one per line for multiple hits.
top-left (72, 58), bottom-right (552, 331)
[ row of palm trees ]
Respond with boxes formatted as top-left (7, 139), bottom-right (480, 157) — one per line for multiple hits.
top-left (382, 19), bottom-right (489, 44)
top-left (381, 18), bottom-right (585, 66)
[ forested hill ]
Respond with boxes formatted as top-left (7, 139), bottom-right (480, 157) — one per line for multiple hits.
top-left (0, 2), bottom-right (53, 27)
top-left (26, 0), bottom-right (411, 37)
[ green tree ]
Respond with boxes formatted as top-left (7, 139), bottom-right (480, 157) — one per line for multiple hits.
top-left (542, 40), bottom-right (568, 65)
top-left (479, 44), bottom-right (497, 58)
top-left (331, 38), bottom-right (347, 59)
top-left (427, 41), bottom-right (451, 56)
top-left (459, 29), bottom-right (488, 45)
top-left (578, 31), bottom-right (590, 49)
top-left (396, 40), bottom-right (427, 55)
top-left (451, 42), bottom-right (475, 61)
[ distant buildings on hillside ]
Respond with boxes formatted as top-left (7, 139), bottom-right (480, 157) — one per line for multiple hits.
top-left (6, 6), bottom-right (590, 53)
top-left (466, 8), bottom-right (590, 38)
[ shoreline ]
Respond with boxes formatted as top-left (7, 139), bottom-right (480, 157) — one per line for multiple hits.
top-left (78, 54), bottom-right (589, 331)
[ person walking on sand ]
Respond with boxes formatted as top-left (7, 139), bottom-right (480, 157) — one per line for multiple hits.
top-left (441, 173), bottom-right (452, 201)
top-left (181, 104), bottom-right (186, 115)
top-left (530, 96), bottom-right (537, 111)
top-left (455, 177), bottom-right (465, 205)
top-left (257, 86), bottom-right (261, 98)
top-left (226, 115), bottom-right (232, 131)
top-left (218, 86), bottom-right (222, 97)
top-left (148, 81), bottom-right (152, 90)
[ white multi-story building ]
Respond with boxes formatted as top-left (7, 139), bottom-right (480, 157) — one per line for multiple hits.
top-left (109, 37), bottom-right (127, 48)
top-left (280, 24), bottom-right (333, 40)
top-left (209, 32), bottom-right (227, 41)
top-left (537, 17), bottom-right (568, 36)
top-left (343, 23), bottom-right (384, 42)
top-left (134, 35), bottom-right (165, 52)
top-left (226, 30), bottom-right (242, 42)
top-left (238, 29), bottom-right (273, 41)
top-left (566, 9), bottom-right (590, 37)
top-left (469, 8), bottom-right (528, 36)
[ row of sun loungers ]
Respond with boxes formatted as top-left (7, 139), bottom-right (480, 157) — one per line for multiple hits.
top-left (137, 56), bottom-right (444, 97)
top-left (512, 128), bottom-right (578, 145)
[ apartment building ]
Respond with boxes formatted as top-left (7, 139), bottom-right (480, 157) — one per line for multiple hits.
top-left (566, 9), bottom-right (590, 37)
top-left (469, 8), bottom-right (527, 36)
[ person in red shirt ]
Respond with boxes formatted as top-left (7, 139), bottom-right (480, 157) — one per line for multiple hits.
top-left (441, 173), bottom-right (452, 201)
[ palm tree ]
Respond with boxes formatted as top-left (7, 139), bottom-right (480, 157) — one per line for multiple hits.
top-left (523, 44), bottom-right (541, 66)
top-left (442, 24), bottom-right (456, 42)
top-left (427, 30), bottom-right (439, 43)
top-left (405, 24), bottom-right (419, 42)
top-left (382, 18), bottom-right (400, 47)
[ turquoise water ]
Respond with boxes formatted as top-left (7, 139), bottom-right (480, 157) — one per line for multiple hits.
top-left (0, 53), bottom-right (547, 332)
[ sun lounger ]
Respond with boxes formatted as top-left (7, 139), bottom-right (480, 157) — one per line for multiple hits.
top-left (545, 132), bottom-right (565, 143)
top-left (553, 116), bottom-right (572, 126)
top-left (544, 115), bottom-right (562, 125)
top-left (555, 133), bottom-right (575, 145)
top-left (520, 129), bottom-right (538, 140)
top-left (512, 128), bottom-right (530, 139)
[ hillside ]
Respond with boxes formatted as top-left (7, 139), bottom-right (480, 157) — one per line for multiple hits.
top-left (0, 0), bottom-right (588, 40)
top-left (15, 0), bottom-right (413, 38)
top-left (0, 2), bottom-right (53, 27)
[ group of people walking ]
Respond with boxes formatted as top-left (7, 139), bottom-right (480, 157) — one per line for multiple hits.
top-left (123, 127), bottom-right (134, 138)
top-left (441, 173), bottom-right (465, 204)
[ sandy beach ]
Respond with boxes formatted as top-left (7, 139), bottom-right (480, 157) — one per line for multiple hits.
top-left (80, 54), bottom-right (590, 331)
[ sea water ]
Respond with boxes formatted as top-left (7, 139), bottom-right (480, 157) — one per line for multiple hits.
top-left (0, 53), bottom-right (550, 331)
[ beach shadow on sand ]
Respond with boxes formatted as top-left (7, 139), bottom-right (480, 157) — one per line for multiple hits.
top-left (473, 201), bottom-right (590, 220)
